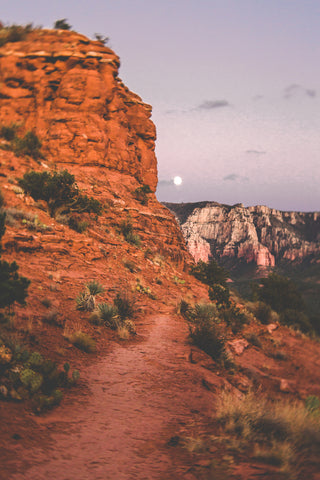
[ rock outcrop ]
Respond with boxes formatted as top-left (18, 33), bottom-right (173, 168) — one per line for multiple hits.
top-left (0, 29), bottom-right (156, 189)
top-left (164, 201), bottom-right (320, 266)
top-left (0, 29), bottom-right (190, 264)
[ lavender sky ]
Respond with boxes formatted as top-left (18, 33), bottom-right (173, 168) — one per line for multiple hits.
top-left (1, 0), bottom-right (319, 211)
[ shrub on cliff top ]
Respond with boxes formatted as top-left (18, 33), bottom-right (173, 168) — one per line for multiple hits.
top-left (0, 23), bottom-right (33, 46)
top-left (53, 19), bottom-right (72, 30)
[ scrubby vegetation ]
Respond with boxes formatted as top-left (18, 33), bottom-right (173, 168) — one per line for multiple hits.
top-left (0, 337), bottom-right (79, 412)
top-left (18, 170), bottom-right (102, 222)
top-left (76, 281), bottom-right (105, 312)
top-left (133, 184), bottom-right (152, 205)
top-left (252, 273), bottom-right (313, 333)
top-left (216, 391), bottom-right (320, 478)
top-left (0, 23), bottom-right (34, 46)
top-left (0, 191), bottom-right (30, 319)
top-left (53, 19), bottom-right (72, 30)
top-left (120, 218), bottom-right (141, 246)
top-left (87, 289), bottom-right (136, 338)
top-left (0, 126), bottom-right (43, 160)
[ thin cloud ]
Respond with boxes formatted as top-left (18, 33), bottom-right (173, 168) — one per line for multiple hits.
top-left (223, 174), bottom-right (249, 182)
top-left (196, 100), bottom-right (230, 110)
top-left (283, 84), bottom-right (317, 99)
top-left (246, 150), bottom-right (266, 155)
top-left (158, 179), bottom-right (174, 186)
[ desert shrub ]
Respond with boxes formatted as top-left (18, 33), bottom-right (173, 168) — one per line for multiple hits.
top-left (220, 305), bottom-right (248, 334)
top-left (68, 331), bottom-right (96, 353)
top-left (0, 338), bottom-right (79, 412)
top-left (86, 280), bottom-right (104, 296)
top-left (120, 218), bottom-right (141, 246)
top-left (18, 169), bottom-right (102, 217)
top-left (216, 391), bottom-right (320, 477)
top-left (0, 194), bottom-right (29, 314)
top-left (13, 131), bottom-right (42, 159)
top-left (66, 214), bottom-right (88, 233)
top-left (42, 309), bottom-right (61, 326)
top-left (0, 124), bottom-right (18, 141)
top-left (53, 19), bottom-right (71, 30)
top-left (245, 333), bottom-right (262, 348)
top-left (76, 281), bottom-right (104, 312)
top-left (114, 291), bottom-right (135, 320)
top-left (0, 23), bottom-right (33, 46)
top-left (253, 301), bottom-right (273, 324)
top-left (190, 259), bottom-right (228, 288)
top-left (209, 283), bottom-right (230, 307)
top-left (93, 33), bottom-right (109, 45)
top-left (305, 396), bottom-right (320, 416)
top-left (178, 299), bottom-right (193, 319)
top-left (280, 309), bottom-right (312, 333)
top-left (96, 303), bottom-right (119, 329)
top-left (253, 273), bottom-right (305, 313)
top-left (133, 184), bottom-right (152, 205)
top-left (188, 303), bottom-right (227, 362)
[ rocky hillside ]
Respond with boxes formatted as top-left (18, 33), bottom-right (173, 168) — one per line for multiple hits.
top-left (164, 201), bottom-right (320, 267)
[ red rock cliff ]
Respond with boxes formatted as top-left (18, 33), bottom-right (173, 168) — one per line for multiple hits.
top-left (0, 29), bottom-right (157, 190)
top-left (0, 29), bottom-right (190, 265)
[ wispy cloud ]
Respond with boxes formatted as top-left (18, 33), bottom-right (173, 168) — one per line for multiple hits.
top-left (223, 173), bottom-right (249, 182)
top-left (158, 179), bottom-right (175, 186)
top-left (197, 100), bottom-right (230, 110)
top-left (283, 84), bottom-right (317, 99)
top-left (245, 149), bottom-right (266, 155)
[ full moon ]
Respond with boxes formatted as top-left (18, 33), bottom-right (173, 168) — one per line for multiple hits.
top-left (173, 176), bottom-right (182, 186)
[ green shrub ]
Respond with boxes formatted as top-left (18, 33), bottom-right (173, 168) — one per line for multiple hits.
top-left (220, 305), bottom-right (248, 334)
top-left (86, 280), bottom-right (104, 296)
top-left (0, 24), bottom-right (33, 46)
top-left (190, 259), bottom-right (228, 288)
top-left (96, 303), bottom-right (119, 329)
top-left (0, 190), bottom-right (30, 314)
top-left (93, 33), bottom-right (109, 45)
top-left (209, 284), bottom-right (230, 307)
top-left (188, 303), bottom-right (227, 362)
top-left (53, 19), bottom-right (71, 30)
top-left (114, 291), bottom-right (135, 320)
top-left (253, 273), bottom-right (305, 313)
top-left (133, 184), bottom-right (152, 205)
top-left (68, 331), bottom-right (96, 353)
top-left (305, 396), bottom-right (320, 416)
top-left (19, 170), bottom-right (102, 217)
top-left (216, 391), bottom-right (320, 477)
top-left (253, 301), bottom-right (273, 324)
top-left (120, 219), bottom-right (141, 246)
top-left (280, 309), bottom-right (312, 333)
top-left (13, 131), bottom-right (42, 159)
top-left (0, 124), bottom-right (18, 141)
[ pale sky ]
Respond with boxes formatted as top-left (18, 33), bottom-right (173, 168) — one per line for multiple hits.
top-left (1, 0), bottom-right (319, 211)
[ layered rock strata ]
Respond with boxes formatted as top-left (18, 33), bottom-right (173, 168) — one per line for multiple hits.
top-left (164, 202), bottom-right (320, 267)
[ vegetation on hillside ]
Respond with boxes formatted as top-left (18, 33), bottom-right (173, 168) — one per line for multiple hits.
top-left (18, 170), bottom-right (102, 230)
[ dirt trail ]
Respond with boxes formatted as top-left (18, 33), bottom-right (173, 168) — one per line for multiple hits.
top-left (8, 315), bottom-right (215, 480)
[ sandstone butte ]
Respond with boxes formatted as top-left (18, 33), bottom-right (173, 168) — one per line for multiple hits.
top-left (0, 28), bottom-right (320, 480)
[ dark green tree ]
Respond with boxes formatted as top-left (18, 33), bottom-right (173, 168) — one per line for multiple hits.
top-left (190, 259), bottom-right (228, 288)
top-left (253, 273), bottom-right (305, 313)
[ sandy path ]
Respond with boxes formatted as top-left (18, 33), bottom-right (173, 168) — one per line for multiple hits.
top-left (8, 315), bottom-right (215, 480)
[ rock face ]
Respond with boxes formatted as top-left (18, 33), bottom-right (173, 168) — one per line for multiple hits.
top-left (0, 29), bottom-right (156, 190)
top-left (0, 29), bottom-right (190, 264)
top-left (164, 201), bottom-right (320, 267)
